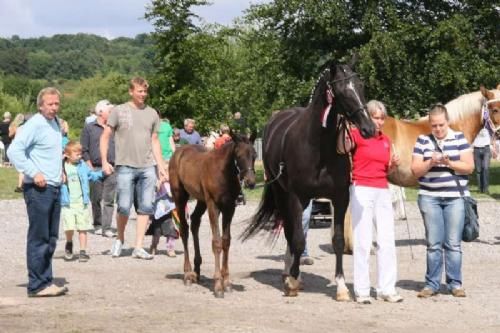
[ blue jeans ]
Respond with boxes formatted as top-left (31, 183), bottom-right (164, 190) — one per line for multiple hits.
top-left (302, 200), bottom-right (312, 257)
top-left (473, 146), bottom-right (491, 193)
top-left (116, 166), bottom-right (156, 216)
top-left (23, 184), bottom-right (61, 294)
top-left (417, 195), bottom-right (464, 291)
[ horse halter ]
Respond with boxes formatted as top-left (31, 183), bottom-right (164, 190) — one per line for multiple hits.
top-left (326, 69), bottom-right (368, 119)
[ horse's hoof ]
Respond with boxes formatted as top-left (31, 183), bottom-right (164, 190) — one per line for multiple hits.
top-left (224, 285), bottom-right (233, 293)
top-left (336, 290), bottom-right (352, 302)
top-left (214, 290), bottom-right (224, 298)
top-left (184, 279), bottom-right (192, 286)
top-left (283, 276), bottom-right (300, 297)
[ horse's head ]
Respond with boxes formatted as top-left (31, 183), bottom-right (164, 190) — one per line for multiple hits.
top-left (231, 131), bottom-right (257, 189)
top-left (481, 84), bottom-right (500, 132)
top-left (324, 59), bottom-right (375, 138)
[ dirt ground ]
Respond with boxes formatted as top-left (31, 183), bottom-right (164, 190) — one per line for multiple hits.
top-left (1, 198), bottom-right (500, 333)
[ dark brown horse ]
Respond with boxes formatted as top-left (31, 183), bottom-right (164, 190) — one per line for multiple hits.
top-left (242, 60), bottom-right (376, 300)
top-left (168, 133), bottom-right (256, 298)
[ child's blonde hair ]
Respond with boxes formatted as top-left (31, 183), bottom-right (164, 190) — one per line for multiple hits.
top-left (64, 141), bottom-right (82, 155)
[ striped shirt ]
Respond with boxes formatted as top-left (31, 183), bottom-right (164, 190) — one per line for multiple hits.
top-left (412, 129), bottom-right (471, 197)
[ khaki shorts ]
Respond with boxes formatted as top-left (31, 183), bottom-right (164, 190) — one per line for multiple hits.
top-left (62, 203), bottom-right (92, 231)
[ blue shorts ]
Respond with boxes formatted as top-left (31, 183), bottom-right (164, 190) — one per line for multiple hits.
top-left (116, 166), bottom-right (157, 216)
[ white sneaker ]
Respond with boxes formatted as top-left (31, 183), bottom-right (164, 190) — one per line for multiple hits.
top-left (356, 295), bottom-right (372, 304)
top-left (111, 240), bottom-right (123, 258)
top-left (132, 248), bottom-right (153, 260)
top-left (103, 229), bottom-right (116, 238)
top-left (379, 293), bottom-right (404, 303)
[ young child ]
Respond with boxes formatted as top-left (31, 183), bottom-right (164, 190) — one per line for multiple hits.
top-left (146, 181), bottom-right (179, 257)
top-left (61, 141), bottom-right (103, 262)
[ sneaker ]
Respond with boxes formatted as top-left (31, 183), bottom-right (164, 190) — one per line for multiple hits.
top-left (417, 287), bottom-right (438, 298)
top-left (79, 250), bottom-right (90, 262)
top-left (111, 239), bottom-right (123, 258)
top-left (300, 256), bottom-right (314, 265)
top-left (356, 295), bottom-right (372, 304)
top-left (379, 293), bottom-right (404, 303)
top-left (102, 229), bottom-right (116, 238)
top-left (64, 242), bottom-right (73, 261)
top-left (166, 249), bottom-right (176, 257)
top-left (132, 247), bottom-right (154, 260)
top-left (451, 287), bottom-right (466, 297)
top-left (28, 284), bottom-right (68, 297)
top-left (94, 227), bottom-right (103, 236)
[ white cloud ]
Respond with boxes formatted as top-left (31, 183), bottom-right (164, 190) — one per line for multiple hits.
top-left (0, 0), bottom-right (269, 39)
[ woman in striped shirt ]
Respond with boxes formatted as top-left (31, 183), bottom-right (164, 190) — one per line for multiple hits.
top-left (411, 103), bottom-right (474, 298)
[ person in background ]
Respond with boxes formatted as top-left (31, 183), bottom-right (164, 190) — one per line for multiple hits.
top-left (156, 117), bottom-right (176, 256)
top-left (60, 119), bottom-right (69, 149)
top-left (7, 87), bottom-right (68, 297)
top-left (100, 77), bottom-right (167, 260)
top-left (411, 103), bottom-right (474, 298)
top-left (180, 118), bottom-right (201, 145)
top-left (472, 127), bottom-right (494, 194)
top-left (81, 99), bottom-right (117, 237)
top-left (61, 141), bottom-right (103, 262)
top-left (0, 111), bottom-right (12, 164)
top-left (85, 108), bottom-right (97, 124)
top-left (173, 128), bottom-right (189, 147)
top-left (214, 124), bottom-right (232, 149)
top-left (350, 100), bottom-right (403, 304)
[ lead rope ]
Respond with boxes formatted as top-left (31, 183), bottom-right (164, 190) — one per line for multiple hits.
top-left (391, 143), bottom-right (414, 260)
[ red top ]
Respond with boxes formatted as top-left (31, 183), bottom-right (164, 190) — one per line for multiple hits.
top-left (351, 128), bottom-right (391, 188)
top-left (214, 134), bottom-right (232, 150)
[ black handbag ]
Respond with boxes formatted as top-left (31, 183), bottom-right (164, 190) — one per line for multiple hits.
top-left (428, 135), bottom-right (479, 242)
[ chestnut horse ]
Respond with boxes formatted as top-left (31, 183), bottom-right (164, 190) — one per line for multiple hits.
top-left (385, 85), bottom-right (500, 186)
top-left (242, 60), bottom-right (376, 300)
top-left (341, 85), bottom-right (500, 252)
top-left (168, 133), bottom-right (256, 298)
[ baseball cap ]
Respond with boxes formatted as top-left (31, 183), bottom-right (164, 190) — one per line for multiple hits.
top-left (94, 100), bottom-right (114, 115)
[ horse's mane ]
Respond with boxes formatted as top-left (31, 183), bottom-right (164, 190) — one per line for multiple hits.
top-left (419, 90), bottom-right (483, 123)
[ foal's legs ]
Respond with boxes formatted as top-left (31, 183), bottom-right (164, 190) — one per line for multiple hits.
top-left (190, 201), bottom-right (207, 280)
top-left (206, 201), bottom-right (224, 298)
top-left (221, 205), bottom-right (235, 292)
top-left (174, 191), bottom-right (196, 285)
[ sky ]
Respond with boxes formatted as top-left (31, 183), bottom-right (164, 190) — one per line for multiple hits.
top-left (0, 0), bottom-right (268, 39)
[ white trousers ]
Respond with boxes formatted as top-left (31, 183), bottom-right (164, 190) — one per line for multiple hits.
top-left (350, 185), bottom-right (398, 297)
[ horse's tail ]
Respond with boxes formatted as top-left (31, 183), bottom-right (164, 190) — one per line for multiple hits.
top-left (240, 184), bottom-right (277, 241)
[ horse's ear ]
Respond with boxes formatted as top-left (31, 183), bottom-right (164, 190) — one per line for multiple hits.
top-left (480, 85), bottom-right (493, 99)
top-left (229, 129), bottom-right (240, 143)
top-left (249, 131), bottom-right (257, 144)
top-left (348, 53), bottom-right (359, 69)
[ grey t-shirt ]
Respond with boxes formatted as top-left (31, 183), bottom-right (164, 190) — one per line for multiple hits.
top-left (107, 102), bottom-right (160, 168)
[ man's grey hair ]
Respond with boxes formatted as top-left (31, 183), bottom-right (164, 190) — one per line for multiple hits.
top-left (184, 118), bottom-right (195, 126)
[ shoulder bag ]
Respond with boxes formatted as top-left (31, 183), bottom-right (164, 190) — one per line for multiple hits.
top-left (428, 135), bottom-right (479, 242)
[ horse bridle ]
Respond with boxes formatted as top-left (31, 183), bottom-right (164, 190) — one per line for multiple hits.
top-left (325, 69), bottom-right (369, 120)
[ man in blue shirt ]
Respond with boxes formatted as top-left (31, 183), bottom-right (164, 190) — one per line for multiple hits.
top-left (8, 87), bottom-right (68, 297)
top-left (180, 118), bottom-right (201, 145)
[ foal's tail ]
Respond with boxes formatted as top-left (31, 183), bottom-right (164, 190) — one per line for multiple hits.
top-left (240, 184), bottom-right (278, 241)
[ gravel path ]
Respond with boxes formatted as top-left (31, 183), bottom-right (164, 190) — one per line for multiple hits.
top-left (1, 198), bottom-right (500, 333)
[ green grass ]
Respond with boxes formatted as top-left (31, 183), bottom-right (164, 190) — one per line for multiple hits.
top-left (2, 161), bottom-right (499, 201)
top-left (0, 167), bottom-right (23, 200)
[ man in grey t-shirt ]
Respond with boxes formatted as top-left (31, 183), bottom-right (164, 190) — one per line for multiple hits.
top-left (100, 77), bottom-right (167, 260)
